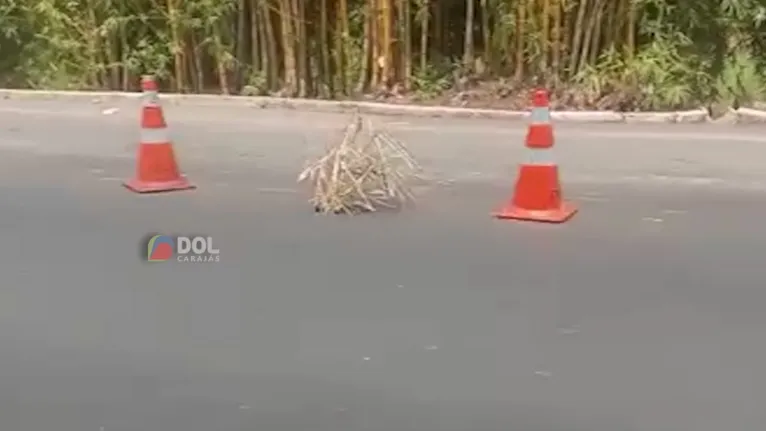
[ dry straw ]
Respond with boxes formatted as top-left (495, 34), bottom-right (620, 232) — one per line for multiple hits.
top-left (298, 113), bottom-right (422, 214)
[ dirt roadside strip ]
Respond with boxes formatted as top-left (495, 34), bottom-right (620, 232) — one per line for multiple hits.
top-left (2, 88), bottom-right (766, 124)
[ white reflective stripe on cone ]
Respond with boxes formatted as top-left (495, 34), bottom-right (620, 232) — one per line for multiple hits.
top-left (140, 127), bottom-right (170, 145)
top-left (524, 147), bottom-right (556, 165)
top-left (142, 91), bottom-right (160, 106)
top-left (530, 107), bottom-right (550, 124)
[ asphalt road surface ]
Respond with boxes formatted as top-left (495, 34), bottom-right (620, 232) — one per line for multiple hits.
top-left (1, 98), bottom-right (766, 431)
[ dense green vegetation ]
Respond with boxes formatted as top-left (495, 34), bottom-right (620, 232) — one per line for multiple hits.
top-left (1, 0), bottom-right (766, 111)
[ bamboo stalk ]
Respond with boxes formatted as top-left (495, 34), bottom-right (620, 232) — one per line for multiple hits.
top-left (514, 0), bottom-right (526, 80)
top-left (320, 0), bottom-right (332, 94)
top-left (551, 0), bottom-right (561, 80)
top-left (380, 0), bottom-right (392, 86)
top-left (568, 0), bottom-right (589, 75)
top-left (249, 0), bottom-right (262, 72)
top-left (542, 0), bottom-right (550, 72)
top-left (167, 0), bottom-right (185, 91)
top-left (280, 0), bottom-right (297, 95)
top-left (480, 0), bottom-right (490, 71)
top-left (418, 0), bottom-right (429, 71)
top-left (463, 0), bottom-right (475, 70)
top-left (260, 0), bottom-right (278, 89)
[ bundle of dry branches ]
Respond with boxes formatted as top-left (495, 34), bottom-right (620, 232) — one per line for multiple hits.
top-left (297, 114), bottom-right (422, 214)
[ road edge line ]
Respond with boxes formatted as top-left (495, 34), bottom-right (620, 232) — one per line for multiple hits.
top-left (0, 89), bottom-right (718, 124)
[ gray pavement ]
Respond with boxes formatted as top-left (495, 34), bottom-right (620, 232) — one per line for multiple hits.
top-left (1, 99), bottom-right (766, 431)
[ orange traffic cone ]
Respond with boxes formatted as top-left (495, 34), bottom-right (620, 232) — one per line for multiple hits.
top-left (492, 89), bottom-right (576, 223)
top-left (123, 76), bottom-right (195, 193)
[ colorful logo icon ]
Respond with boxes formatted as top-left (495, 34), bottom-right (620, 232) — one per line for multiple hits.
top-left (147, 235), bottom-right (174, 262)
